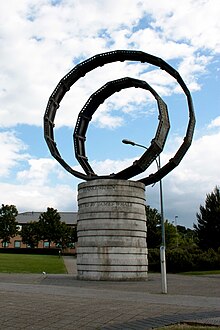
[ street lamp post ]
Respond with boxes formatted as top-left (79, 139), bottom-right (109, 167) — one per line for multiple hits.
top-left (122, 139), bottom-right (167, 294)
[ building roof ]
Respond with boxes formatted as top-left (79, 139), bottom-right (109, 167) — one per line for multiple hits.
top-left (16, 211), bottom-right (78, 225)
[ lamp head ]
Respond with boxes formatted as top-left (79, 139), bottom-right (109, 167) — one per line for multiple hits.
top-left (122, 139), bottom-right (136, 146)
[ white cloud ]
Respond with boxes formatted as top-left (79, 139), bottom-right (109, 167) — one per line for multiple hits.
top-left (0, 0), bottom-right (220, 228)
top-left (177, 54), bottom-right (211, 89)
top-left (17, 158), bottom-right (59, 186)
top-left (90, 157), bottom-right (136, 176)
top-left (170, 131), bottom-right (220, 190)
top-left (208, 116), bottom-right (220, 128)
top-left (1, 121), bottom-right (220, 227)
top-left (0, 131), bottom-right (29, 177)
top-left (0, 182), bottom-right (78, 212)
top-left (147, 0), bottom-right (220, 51)
top-left (71, 124), bottom-right (220, 229)
top-left (147, 126), bottom-right (220, 228)
top-left (0, 137), bottom-right (79, 210)
top-left (93, 112), bottom-right (124, 130)
top-left (1, 154), bottom-right (79, 211)
top-left (0, 0), bottom-right (219, 128)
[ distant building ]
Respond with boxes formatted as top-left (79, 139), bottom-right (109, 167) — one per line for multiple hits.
top-left (0, 211), bottom-right (77, 250)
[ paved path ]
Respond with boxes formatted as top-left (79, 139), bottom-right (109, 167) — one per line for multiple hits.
top-left (63, 255), bottom-right (78, 274)
top-left (0, 256), bottom-right (219, 329)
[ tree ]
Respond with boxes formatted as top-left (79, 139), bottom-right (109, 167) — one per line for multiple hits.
top-left (164, 220), bottom-right (179, 249)
top-left (0, 204), bottom-right (18, 247)
top-left (38, 207), bottom-right (62, 247)
top-left (194, 186), bottom-right (220, 250)
top-left (21, 221), bottom-right (41, 248)
top-left (146, 205), bottom-right (181, 249)
top-left (55, 222), bottom-right (77, 249)
top-left (145, 205), bottom-right (161, 248)
top-left (176, 225), bottom-right (196, 249)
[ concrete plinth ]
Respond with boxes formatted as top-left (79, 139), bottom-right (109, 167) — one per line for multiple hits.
top-left (77, 179), bottom-right (148, 281)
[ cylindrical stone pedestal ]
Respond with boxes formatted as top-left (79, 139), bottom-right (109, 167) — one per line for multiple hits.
top-left (77, 179), bottom-right (148, 281)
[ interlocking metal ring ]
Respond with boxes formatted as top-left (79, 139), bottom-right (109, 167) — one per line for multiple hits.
top-left (44, 50), bottom-right (195, 186)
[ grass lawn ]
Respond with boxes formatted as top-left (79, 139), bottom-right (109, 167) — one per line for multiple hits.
top-left (181, 270), bottom-right (220, 276)
top-left (0, 254), bottom-right (67, 274)
top-left (157, 323), bottom-right (220, 329)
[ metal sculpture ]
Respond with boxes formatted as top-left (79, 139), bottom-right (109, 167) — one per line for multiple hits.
top-left (44, 50), bottom-right (195, 186)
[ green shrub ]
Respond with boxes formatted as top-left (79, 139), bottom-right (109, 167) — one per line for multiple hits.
top-left (166, 248), bottom-right (194, 273)
top-left (148, 248), bottom-right (160, 272)
top-left (148, 247), bottom-right (220, 273)
top-left (194, 249), bottom-right (220, 271)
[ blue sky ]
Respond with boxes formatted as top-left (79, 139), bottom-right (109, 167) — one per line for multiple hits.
top-left (0, 0), bottom-right (220, 228)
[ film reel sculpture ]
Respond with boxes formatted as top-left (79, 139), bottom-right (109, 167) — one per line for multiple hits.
top-left (44, 50), bottom-right (195, 185)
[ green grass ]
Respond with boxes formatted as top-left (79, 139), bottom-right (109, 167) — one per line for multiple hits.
top-left (157, 323), bottom-right (220, 329)
top-left (181, 270), bottom-right (220, 275)
top-left (0, 254), bottom-right (67, 274)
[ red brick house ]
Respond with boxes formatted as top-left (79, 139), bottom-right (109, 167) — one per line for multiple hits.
top-left (0, 211), bottom-right (77, 251)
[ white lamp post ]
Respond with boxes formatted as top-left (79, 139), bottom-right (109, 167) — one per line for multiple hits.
top-left (122, 139), bottom-right (167, 294)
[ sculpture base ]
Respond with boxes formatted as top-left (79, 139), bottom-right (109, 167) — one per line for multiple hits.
top-left (77, 179), bottom-right (148, 281)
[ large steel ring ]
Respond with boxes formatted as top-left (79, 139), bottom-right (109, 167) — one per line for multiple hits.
top-left (44, 50), bottom-right (195, 186)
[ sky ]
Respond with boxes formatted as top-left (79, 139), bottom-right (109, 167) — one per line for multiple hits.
top-left (0, 0), bottom-right (220, 229)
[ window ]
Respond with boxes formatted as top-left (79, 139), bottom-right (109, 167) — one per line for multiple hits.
top-left (67, 243), bottom-right (75, 248)
top-left (43, 241), bottom-right (49, 248)
top-left (2, 242), bottom-right (9, 248)
top-left (14, 240), bottom-right (21, 248)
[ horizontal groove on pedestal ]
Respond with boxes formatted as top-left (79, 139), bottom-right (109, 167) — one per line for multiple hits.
top-left (77, 179), bottom-right (148, 280)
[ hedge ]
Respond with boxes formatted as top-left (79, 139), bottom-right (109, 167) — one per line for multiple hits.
top-left (148, 247), bottom-right (220, 273)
